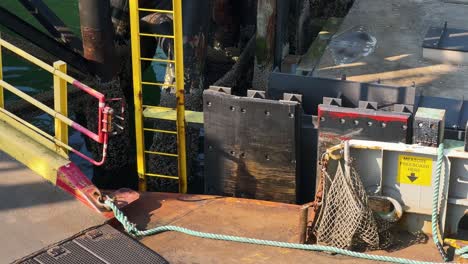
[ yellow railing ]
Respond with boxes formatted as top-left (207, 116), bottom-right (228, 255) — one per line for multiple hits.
top-left (0, 37), bottom-right (112, 165)
top-left (129, 0), bottom-right (188, 193)
top-left (0, 39), bottom-right (69, 157)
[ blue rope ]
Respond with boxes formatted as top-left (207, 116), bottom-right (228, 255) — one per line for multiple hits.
top-left (105, 142), bottom-right (459, 263)
top-left (456, 247), bottom-right (468, 259)
top-left (431, 144), bottom-right (449, 262)
top-left (106, 198), bottom-right (439, 264)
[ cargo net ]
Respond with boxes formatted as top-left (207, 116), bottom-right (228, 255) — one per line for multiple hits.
top-left (313, 161), bottom-right (393, 250)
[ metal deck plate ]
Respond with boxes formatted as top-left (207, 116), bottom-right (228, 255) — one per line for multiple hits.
top-left (17, 225), bottom-right (168, 264)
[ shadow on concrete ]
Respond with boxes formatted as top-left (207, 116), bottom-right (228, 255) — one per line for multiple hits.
top-left (0, 181), bottom-right (74, 211)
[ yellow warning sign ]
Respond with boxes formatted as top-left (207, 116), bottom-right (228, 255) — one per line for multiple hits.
top-left (397, 155), bottom-right (433, 186)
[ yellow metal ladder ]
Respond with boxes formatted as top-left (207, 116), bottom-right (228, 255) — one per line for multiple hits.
top-left (129, 0), bottom-right (187, 193)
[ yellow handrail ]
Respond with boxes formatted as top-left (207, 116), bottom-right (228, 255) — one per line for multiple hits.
top-left (0, 39), bottom-right (73, 84)
top-left (0, 39), bottom-right (70, 157)
top-left (0, 79), bottom-right (75, 128)
top-left (0, 37), bottom-right (112, 165)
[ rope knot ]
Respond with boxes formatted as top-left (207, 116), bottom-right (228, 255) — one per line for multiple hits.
top-left (125, 222), bottom-right (139, 235)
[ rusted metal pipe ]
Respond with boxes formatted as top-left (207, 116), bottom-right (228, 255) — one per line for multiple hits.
top-left (299, 202), bottom-right (314, 244)
top-left (78, 0), bottom-right (117, 81)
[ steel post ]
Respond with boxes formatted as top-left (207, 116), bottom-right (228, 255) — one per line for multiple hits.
top-left (174, 0), bottom-right (188, 194)
top-left (53, 61), bottom-right (68, 157)
top-left (78, 0), bottom-right (117, 81)
top-left (299, 202), bottom-right (314, 244)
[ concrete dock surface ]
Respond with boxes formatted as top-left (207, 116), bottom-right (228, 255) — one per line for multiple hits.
top-left (316, 0), bottom-right (468, 99)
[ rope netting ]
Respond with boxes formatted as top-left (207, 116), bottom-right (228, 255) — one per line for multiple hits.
top-left (314, 161), bottom-right (393, 250)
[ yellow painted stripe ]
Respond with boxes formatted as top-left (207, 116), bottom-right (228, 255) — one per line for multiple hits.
top-left (140, 33), bottom-right (175, 39)
top-left (140, 57), bottom-right (175, 63)
top-left (146, 173), bottom-right (179, 180)
top-left (144, 150), bottom-right (178, 157)
top-left (138, 8), bottom-right (174, 14)
top-left (143, 106), bottom-right (204, 124)
top-left (142, 81), bottom-right (176, 87)
top-left (143, 128), bottom-right (178, 134)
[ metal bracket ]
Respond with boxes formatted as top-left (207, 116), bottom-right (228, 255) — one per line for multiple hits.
top-left (358, 101), bottom-right (378, 110)
top-left (247, 90), bottom-right (266, 99)
top-left (323, 97), bottom-right (342, 107)
top-left (209, 86), bottom-right (232, 94)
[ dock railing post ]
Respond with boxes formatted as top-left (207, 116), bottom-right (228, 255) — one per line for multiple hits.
top-left (53, 61), bottom-right (68, 157)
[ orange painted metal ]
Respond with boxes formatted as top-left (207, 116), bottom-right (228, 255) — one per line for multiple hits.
top-left (107, 192), bottom-right (446, 264)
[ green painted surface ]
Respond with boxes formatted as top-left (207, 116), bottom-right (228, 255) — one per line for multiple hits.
top-left (0, 1), bottom-right (79, 100)
top-left (1, 1), bottom-right (81, 36)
